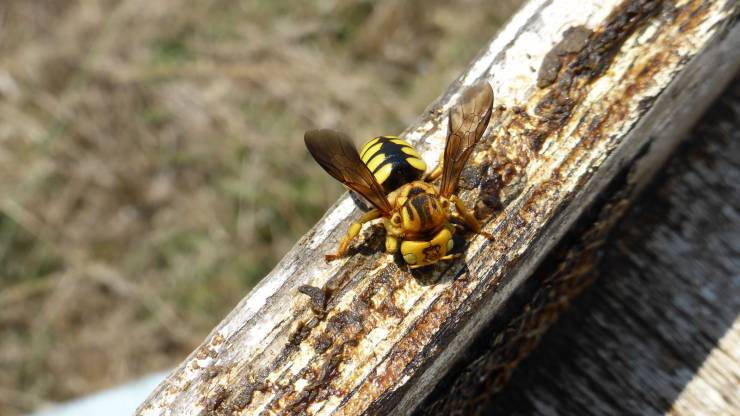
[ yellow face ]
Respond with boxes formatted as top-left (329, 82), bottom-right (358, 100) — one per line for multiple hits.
top-left (400, 226), bottom-right (454, 267)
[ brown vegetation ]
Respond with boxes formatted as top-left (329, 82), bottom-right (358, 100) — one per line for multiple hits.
top-left (0, 0), bottom-right (522, 413)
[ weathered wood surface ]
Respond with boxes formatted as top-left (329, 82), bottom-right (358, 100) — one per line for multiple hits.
top-left (417, 77), bottom-right (740, 415)
top-left (481, 78), bottom-right (740, 415)
top-left (138, 0), bottom-right (740, 415)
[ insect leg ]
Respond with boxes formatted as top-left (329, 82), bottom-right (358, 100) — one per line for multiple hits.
top-left (450, 195), bottom-right (493, 240)
top-left (385, 235), bottom-right (399, 254)
top-left (438, 253), bottom-right (460, 262)
top-left (326, 209), bottom-right (383, 261)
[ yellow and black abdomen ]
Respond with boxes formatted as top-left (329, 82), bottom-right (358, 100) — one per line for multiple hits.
top-left (359, 136), bottom-right (427, 193)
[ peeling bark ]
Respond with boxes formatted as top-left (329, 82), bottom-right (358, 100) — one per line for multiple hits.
top-left (479, 77), bottom-right (740, 416)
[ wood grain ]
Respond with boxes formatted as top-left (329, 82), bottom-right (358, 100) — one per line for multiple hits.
top-left (480, 77), bottom-right (740, 416)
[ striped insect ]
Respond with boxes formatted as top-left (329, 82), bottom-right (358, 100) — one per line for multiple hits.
top-left (347, 136), bottom-right (427, 210)
top-left (359, 136), bottom-right (427, 192)
top-left (305, 82), bottom-right (494, 268)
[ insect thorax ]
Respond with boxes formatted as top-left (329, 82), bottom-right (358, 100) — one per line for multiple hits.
top-left (392, 181), bottom-right (447, 238)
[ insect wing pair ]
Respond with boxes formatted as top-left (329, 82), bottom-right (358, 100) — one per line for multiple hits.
top-left (305, 82), bottom-right (494, 267)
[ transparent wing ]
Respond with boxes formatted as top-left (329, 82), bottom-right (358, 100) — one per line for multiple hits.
top-left (439, 82), bottom-right (494, 197)
top-left (305, 129), bottom-right (392, 214)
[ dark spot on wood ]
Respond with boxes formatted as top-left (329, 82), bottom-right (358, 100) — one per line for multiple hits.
top-left (314, 335), bottom-right (333, 353)
top-left (282, 317), bottom-right (321, 361)
top-left (537, 52), bottom-right (563, 89)
top-left (560, 26), bottom-right (593, 54)
top-left (535, 0), bottom-right (663, 125)
top-left (298, 284), bottom-right (327, 317)
top-left (459, 164), bottom-right (483, 190)
top-left (584, 115), bottom-right (604, 147)
top-left (538, 26), bottom-right (593, 89)
top-left (476, 173), bottom-right (505, 218)
top-left (285, 343), bottom-right (350, 413)
top-left (528, 130), bottom-right (547, 152)
top-left (204, 385), bottom-right (228, 414)
top-left (327, 309), bottom-right (363, 334)
top-left (378, 297), bottom-right (405, 318)
top-left (225, 377), bottom-right (261, 413)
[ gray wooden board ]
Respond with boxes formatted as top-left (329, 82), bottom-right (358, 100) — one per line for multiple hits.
top-left (480, 78), bottom-right (740, 415)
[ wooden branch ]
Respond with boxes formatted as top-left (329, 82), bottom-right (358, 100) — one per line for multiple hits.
top-left (480, 79), bottom-right (740, 415)
top-left (414, 78), bottom-right (740, 415)
top-left (138, 1), bottom-right (740, 415)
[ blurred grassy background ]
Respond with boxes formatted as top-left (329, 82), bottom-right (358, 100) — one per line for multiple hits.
top-left (0, 0), bottom-right (522, 413)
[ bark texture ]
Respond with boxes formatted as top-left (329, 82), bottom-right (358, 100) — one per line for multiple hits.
top-left (419, 77), bottom-right (740, 416)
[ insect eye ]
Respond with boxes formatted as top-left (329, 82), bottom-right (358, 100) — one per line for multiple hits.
top-left (392, 215), bottom-right (401, 225)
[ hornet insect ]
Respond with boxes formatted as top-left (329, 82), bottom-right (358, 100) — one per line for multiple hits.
top-left (305, 82), bottom-right (493, 268)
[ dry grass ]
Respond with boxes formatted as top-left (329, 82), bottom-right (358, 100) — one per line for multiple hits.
top-left (0, 0), bottom-right (522, 413)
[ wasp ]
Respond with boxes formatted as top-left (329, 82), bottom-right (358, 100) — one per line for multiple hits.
top-left (305, 82), bottom-right (493, 268)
